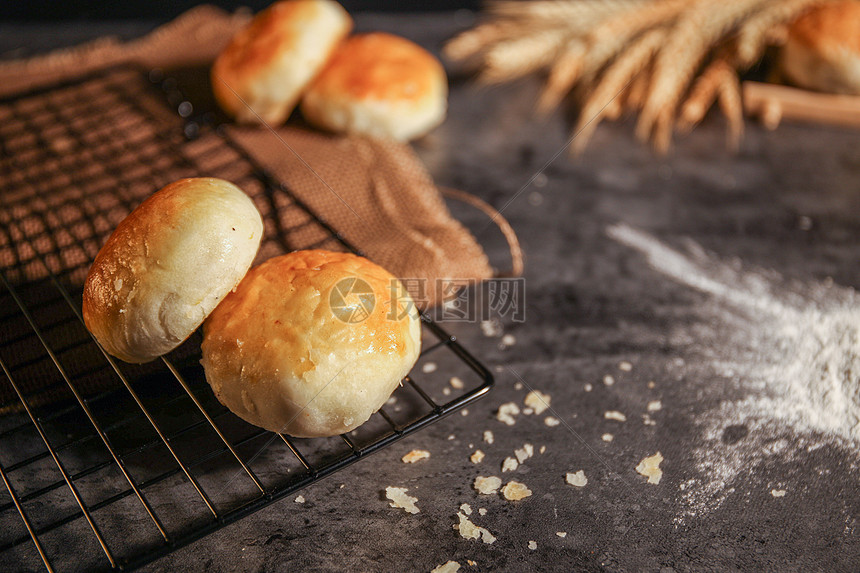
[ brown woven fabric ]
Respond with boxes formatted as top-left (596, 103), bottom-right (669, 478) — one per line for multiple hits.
top-left (0, 5), bottom-right (494, 307)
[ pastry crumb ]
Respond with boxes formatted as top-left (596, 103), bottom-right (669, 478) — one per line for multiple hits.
top-left (544, 416), bottom-right (560, 427)
top-left (449, 376), bottom-right (464, 389)
top-left (386, 486), bottom-right (420, 514)
top-left (523, 390), bottom-right (551, 415)
top-left (478, 508), bottom-right (487, 516)
top-left (556, 531), bottom-right (567, 538)
top-left (647, 400), bottom-right (662, 412)
top-left (448, 434), bottom-right (456, 441)
top-left (401, 449), bottom-right (430, 464)
top-left (431, 561), bottom-right (461, 573)
top-left (461, 409), bottom-right (469, 417)
top-left (539, 445), bottom-right (546, 454)
top-left (603, 375), bottom-right (615, 386)
top-left (473, 476), bottom-right (502, 495)
top-left (467, 559), bottom-right (477, 566)
top-left (500, 333), bottom-right (517, 348)
top-left (604, 410), bottom-right (627, 422)
top-left (483, 430), bottom-right (494, 444)
top-left (601, 433), bottom-right (614, 442)
top-left (647, 381), bottom-right (656, 389)
top-left (422, 362), bottom-right (437, 373)
top-left (460, 503), bottom-right (472, 515)
top-left (642, 414), bottom-right (656, 426)
top-left (635, 452), bottom-right (664, 484)
top-left (584, 383), bottom-right (593, 392)
top-left (501, 457), bottom-right (519, 472)
top-left (566, 470), bottom-right (587, 487)
top-left (514, 381), bottom-right (523, 390)
top-left (470, 450), bottom-right (485, 464)
top-left (454, 512), bottom-right (496, 544)
top-left (514, 443), bottom-right (534, 464)
top-left (496, 402), bottom-right (520, 426)
top-left (294, 495), bottom-right (305, 503)
top-left (528, 540), bottom-right (537, 550)
top-left (618, 361), bottom-right (633, 371)
top-left (522, 407), bottom-right (534, 415)
top-left (443, 387), bottom-right (452, 396)
top-left (502, 481), bottom-right (532, 501)
top-left (480, 319), bottom-right (502, 337)
top-left (771, 489), bottom-right (787, 497)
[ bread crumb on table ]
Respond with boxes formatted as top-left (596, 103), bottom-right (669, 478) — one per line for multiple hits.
top-left (460, 503), bottom-right (472, 515)
top-left (528, 540), bottom-right (537, 550)
top-left (502, 480), bottom-right (532, 501)
top-left (556, 531), bottom-right (567, 538)
top-left (566, 470), bottom-right (587, 487)
top-left (431, 560), bottom-right (461, 573)
top-left (449, 376), bottom-right (464, 389)
top-left (496, 402), bottom-right (520, 426)
top-left (483, 430), bottom-right (494, 444)
top-left (523, 390), bottom-right (551, 414)
top-left (544, 416), bottom-right (560, 427)
top-left (601, 433), bottom-right (614, 442)
top-left (454, 512), bottom-right (496, 544)
top-left (514, 443), bottom-right (534, 464)
top-left (401, 449), bottom-right (430, 463)
top-left (473, 476), bottom-right (502, 495)
top-left (603, 375), bottom-right (615, 386)
top-left (470, 449), bottom-right (485, 464)
top-left (478, 508), bottom-right (487, 516)
top-left (618, 361), bottom-right (633, 371)
top-left (294, 495), bottom-right (305, 503)
top-left (604, 411), bottom-right (627, 422)
top-left (501, 457), bottom-right (518, 472)
top-left (635, 452), bottom-right (664, 485)
top-left (422, 362), bottom-right (437, 373)
top-left (386, 486), bottom-right (420, 514)
top-left (647, 400), bottom-right (662, 412)
top-left (771, 489), bottom-right (787, 497)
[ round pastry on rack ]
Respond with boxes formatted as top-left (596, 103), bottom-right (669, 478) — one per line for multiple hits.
top-left (83, 177), bottom-right (263, 364)
top-left (300, 32), bottom-right (448, 141)
top-left (200, 249), bottom-right (422, 438)
top-left (211, 0), bottom-right (352, 125)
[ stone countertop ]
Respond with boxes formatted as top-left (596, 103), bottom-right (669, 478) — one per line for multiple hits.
top-left (2, 12), bottom-right (859, 573)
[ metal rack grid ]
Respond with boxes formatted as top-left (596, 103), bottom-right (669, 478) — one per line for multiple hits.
top-left (0, 66), bottom-right (493, 572)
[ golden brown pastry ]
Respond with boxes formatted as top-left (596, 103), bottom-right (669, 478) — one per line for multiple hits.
top-left (301, 32), bottom-right (448, 140)
top-left (780, 1), bottom-right (860, 95)
top-left (211, 0), bottom-right (352, 124)
top-left (200, 250), bottom-right (422, 437)
top-left (83, 178), bottom-right (263, 363)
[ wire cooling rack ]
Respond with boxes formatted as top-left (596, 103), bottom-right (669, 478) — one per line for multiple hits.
top-left (0, 66), bottom-right (493, 572)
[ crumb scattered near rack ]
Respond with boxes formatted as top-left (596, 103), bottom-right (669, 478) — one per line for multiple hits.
top-left (514, 381), bottom-right (523, 390)
top-left (556, 531), bottom-right (567, 538)
top-left (386, 396), bottom-right (397, 406)
top-left (422, 362), bottom-right (437, 373)
top-left (402, 449), bottom-right (430, 463)
top-left (544, 416), bottom-right (560, 427)
top-left (514, 443), bottom-right (534, 464)
top-left (473, 475), bottom-right (502, 495)
top-left (454, 511), bottom-right (497, 544)
top-left (602, 433), bottom-right (614, 442)
top-left (635, 452), bottom-right (664, 484)
top-left (524, 390), bottom-right (551, 414)
top-left (461, 409), bottom-right (469, 416)
top-left (471, 450), bottom-right (485, 464)
top-left (618, 361), bottom-right (633, 371)
top-left (566, 470), bottom-right (588, 487)
top-left (448, 434), bottom-right (456, 441)
top-left (522, 407), bottom-right (534, 415)
top-left (450, 376), bottom-right (464, 389)
top-left (443, 387), bottom-right (452, 396)
top-left (604, 411), bottom-right (627, 422)
top-left (483, 430), bottom-right (494, 444)
top-left (502, 457), bottom-right (518, 472)
top-left (603, 375), bottom-right (615, 386)
top-left (584, 383), bottom-right (593, 392)
top-left (500, 333), bottom-right (517, 349)
top-left (647, 381), bottom-right (656, 389)
top-left (642, 414), bottom-right (657, 426)
top-left (386, 486), bottom-right (420, 514)
top-left (294, 495), bottom-right (305, 503)
top-left (539, 445), bottom-right (546, 454)
top-left (502, 481), bottom-right (532, 501)
top-left (496, 402), bottom-right (520, 425)
top-left (431, 561), bottom-right (461, 573)
top-left (771, 489), bottom-right (787, 498)
top-left (528, 540), bottom-right (537, 550)
top-left (647, 400), bottom-right (662, 412)
top-left (480, 319), bottom-right (502, 337)
top-left (478, 508), bottom-right (487, 516)
top-left (460, 503), bottom-right (472, 515)
top-left (467, 559), bottom-right (477, 566)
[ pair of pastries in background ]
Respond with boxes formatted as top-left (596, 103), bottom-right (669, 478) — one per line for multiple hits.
top-left (83, 178), bottom-right (421, 438)
top-left (211, 0), bottom-right (447, 141)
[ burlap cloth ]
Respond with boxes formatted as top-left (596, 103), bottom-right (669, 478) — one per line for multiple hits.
top-left (0, 5), bottom-right (504, 307)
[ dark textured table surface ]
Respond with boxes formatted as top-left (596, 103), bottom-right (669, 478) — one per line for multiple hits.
top-left (2, 12), bottom-right (859, 573)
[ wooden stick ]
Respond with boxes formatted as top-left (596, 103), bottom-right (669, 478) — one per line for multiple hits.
top-left (743, 81), bottom-right (860, 129)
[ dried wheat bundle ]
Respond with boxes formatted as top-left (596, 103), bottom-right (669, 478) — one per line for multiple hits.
top-left (445, 0), bottom-right (839, 153)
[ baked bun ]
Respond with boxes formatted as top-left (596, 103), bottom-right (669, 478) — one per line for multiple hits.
top-left (200, 250), bottom-right (422, 437)
top-left (780, 1), bottom-right (860, 95)
top-left (300, 32), bottom-right (448, 140)
top-left (83, 178), bottom-right (263, 364)
top-left (212, 0), bottom-right (352, 125)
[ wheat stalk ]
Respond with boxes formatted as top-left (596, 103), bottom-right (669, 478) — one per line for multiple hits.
top-left (734, 0), bottom-right (829, 65)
